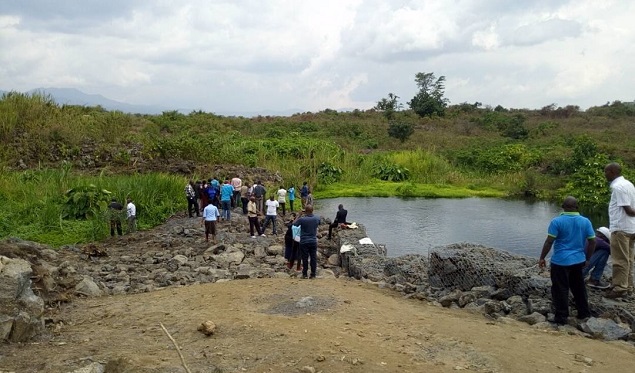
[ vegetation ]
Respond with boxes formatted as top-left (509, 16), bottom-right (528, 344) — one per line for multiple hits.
top-left (2, 75), bottom-right (635, 246)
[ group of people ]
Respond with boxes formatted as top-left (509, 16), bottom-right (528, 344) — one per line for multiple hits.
top-left (539, 162), bottom-right (635, 325)
top-left (107, 198), bottom-right (136, 236)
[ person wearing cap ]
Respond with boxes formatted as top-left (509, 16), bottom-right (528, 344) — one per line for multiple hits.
top-left (539, 196), bottom-right (595, 325)
top-left (582, 227), bottom-right (611, 289)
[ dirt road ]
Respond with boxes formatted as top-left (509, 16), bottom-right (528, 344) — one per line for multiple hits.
top-left (2, 276), bottom-right (634, 372)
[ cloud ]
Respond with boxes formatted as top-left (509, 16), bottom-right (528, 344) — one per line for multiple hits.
top-left (1, 0), bottom-right (634, 113)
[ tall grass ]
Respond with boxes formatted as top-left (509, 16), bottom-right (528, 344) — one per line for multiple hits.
top-left (0, 167), bottom-right (184, 246)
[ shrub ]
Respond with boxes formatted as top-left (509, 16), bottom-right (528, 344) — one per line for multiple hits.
top-left (373, 162), bottom-right (410, 181)
top-left (62, 184), bottom-right (112, 219)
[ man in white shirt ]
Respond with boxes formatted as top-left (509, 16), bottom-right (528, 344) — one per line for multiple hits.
top-left (126, 198), bottom-right (136, 233)
top-left (277, 186), bottom-right (287, 215)
top-left (604, 162), bottom-right (635, 299)
top-left (262, 195), bottom-right (279, 235)
top-left (231, 174), bottom-right (242, 208)
top-left (201, 202), bottom-right (220, 244)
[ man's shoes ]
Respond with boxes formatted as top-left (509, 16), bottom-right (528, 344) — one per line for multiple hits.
top-left (301, 275), bottom-right (308, 279)
top-left (260, 234), bottom-right (266, 237)
top-left (251, 236), bottom-right (256, 239)
top-left (604, 288), bottom-right (627, 300)
top-left (587, 279), bottom-right (610, 289)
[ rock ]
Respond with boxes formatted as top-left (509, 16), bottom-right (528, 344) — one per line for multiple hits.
top-left (518, 312), bottom-right (546, 325)
top-left (439, 290), bottom-right (462, 307)
top-left (491, 288), bottom-right (513, 301)
top-left (580, 317), bottom-right (632, 341)
top-left (327, 254), bottom-right (340, 266)
top-left (458, 292), bottom-right (477, 307)
top-left (318, 269), bottom-right (336, 279)
top-left (0, 314), bottom-right (13, 340)
top-left (171, 254), bottom-right (188, 265)
top-left (75, 276), bottom-right (103, 297)
top-left (470, 285), bottom-right (495, 298)
top-left (197, 320), bottom-right (217, 336)
top-left (505, 295), bottom-right (527, 317)
top-left (266, 245), bottom-right (283, 256)
top-left (301, 366), bottom-right (316, 373)
top-left (527, 297), bottom-right (551, 315)
top-left (210, 251), bottom-right (245, 268)
top-left (69, 362), bottom-right (105, 373)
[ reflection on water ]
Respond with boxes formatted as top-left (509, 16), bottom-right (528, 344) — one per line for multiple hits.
top-left (314, 197), bottom-right (608, 258)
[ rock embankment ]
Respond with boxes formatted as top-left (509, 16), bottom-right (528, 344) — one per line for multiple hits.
top-left (1, 209), bottom-right (635, 345)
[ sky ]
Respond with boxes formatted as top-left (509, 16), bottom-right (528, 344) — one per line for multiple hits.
top-left (1, 0), bottom-right (634, 115)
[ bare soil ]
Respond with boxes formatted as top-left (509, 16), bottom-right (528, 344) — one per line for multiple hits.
top-left (2, 276), bottom-right (635, 372)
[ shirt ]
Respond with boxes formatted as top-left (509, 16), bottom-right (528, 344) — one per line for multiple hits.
top-left (277, 188), bottom-right (287, 203)
top-left (220, 183), bottom-right (234, 201)
top-left (300, 185), bottom-right (309, 198)
top-left (240, 185), bottom-right (249, 198)
top-left (247, 201), bottom-right (258, 217)
top-left (547, 212), bottom-right (595, 266)
top-left (265, 200), bottom-right (279, 216)
top-left (288, 187), bottom-right (295, 201)
top-left (231, 177), bottom-right (242, 191)
top-left (608, 176), bottom-right (635, 234)
top-left (203, 204), bottom-right (220, 221)
top-left (295, 214), bottom-right (321, 244)
top-left (185, 184), bottom-right (196, 199)
top-left (126, 202), bottom-right (136, 218)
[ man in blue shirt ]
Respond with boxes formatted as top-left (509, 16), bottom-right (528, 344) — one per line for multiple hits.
top-left (201, 203), bottom-right (220, 244)
top-left (293, 205), bottom-right (321, 279)
top-left (539, 196), bottom-right (595, 325)
top-left (300, 182), bottom-right (309, 211)
top-left (220, 179), bottom-right (234, 221)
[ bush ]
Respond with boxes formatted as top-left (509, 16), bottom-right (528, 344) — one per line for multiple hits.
top-left (387, 122), bottom-right (414, 143)
top-left (373, 162), bottom-right (410, 181)
top-left (453, 144), bottom-right (541, 174)
top-left (62, 184), bottom-right (112, 219)
top-left (317, 162), bottom-right (343, 184)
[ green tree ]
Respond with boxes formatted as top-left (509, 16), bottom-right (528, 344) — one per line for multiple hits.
top-left (408, 72), bottom-right (448, 117)
top-left (375, 93), bottom-right (402, 120)
top-left (387, 121), bottom-right (414, 143)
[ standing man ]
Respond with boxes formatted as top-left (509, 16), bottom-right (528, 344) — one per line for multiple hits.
top-left (185, 180), bottom-right (199, 218)
top-left (539, 196), bottom-right (595, 325)
top-left (277, 186), bottom-right (287, 216)
top-left (328, 204), bottom-right (350, 240)
top-left (201, 201), bottom-right (220, 243)
top-left (231, 174), bottom-right (242, 208)
top-left (247, 196), bottom-right (265, 238)
top-left (108, 198), bottom-right (124, 236)
top-left (126, 198), bottom-right (136, 233)
top-left (262, 195), bottom-right (279, 235)
top-left (253, 180), bottom-right (266, 214)
top-left (300, 182), bottom-right (309, 211)
top-left (240, 182), bottom-right (250, 214)
top-left (293, 205), bottom-right (321, 279)
top-left (288, 185), bottom-right (296, 212)
top-left (220, 179), bottom-right (234, 221)
top-left (604, 162), bottom-right (635, 299)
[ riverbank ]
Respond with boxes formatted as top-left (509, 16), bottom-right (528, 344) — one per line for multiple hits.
top-left (1, 209), bottom-right (634, 372)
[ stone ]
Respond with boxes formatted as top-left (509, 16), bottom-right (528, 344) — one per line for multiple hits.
top-left (518, 312), bottom-right (546, 325)
top-left (458, 292), bottom-right (477, 307)
top-left (470, 285), bottom-right (495, 298)
top-left (296, 297), bottom-right (315, 308)
top-left (527, 297), bottom-right (551, 315)
top-left (211, 251), bottom-right (245, 268)
top-left (327, 254), bottom-right (340, 266)
top-left (171, 254), bottom-right (188, 265)
top-left (9, 311), bottom-right (43, 342)
top-left (490, 288), bottom-right (513, 301)
top-left (197, 320), bottom-right (217, 336)
top-left (266, 245), bottom-right (283, 256)
top-left (70, 362), bottom-right (105, 373)
top-left (505, 295), bottom-right (527, 317)
top-left (580, 317), bottom-right (632, 341)
top-left (438, 289), bottom-right (462, 307)
top-left (75, 276), bottom-right (103, 297)
top-left (0, 314), bottom-right (13, 340)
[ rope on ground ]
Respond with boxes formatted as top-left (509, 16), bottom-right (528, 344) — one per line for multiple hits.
top-left (159, 322), bottom-right (192, 373)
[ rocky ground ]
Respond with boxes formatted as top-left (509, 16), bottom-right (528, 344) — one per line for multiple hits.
top-left (2, 208), bottom-right (635, 372)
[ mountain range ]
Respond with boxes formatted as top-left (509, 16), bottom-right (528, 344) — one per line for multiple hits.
top-left (0, 88), bottom-right (306, 116)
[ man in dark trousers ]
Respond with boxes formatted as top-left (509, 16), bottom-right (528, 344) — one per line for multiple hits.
top-left (328, 204), bottom-right (350, 240)
top-left (293, 205), bottom-right (321, 279)
top-left (539, 196), bottom-right (595, 325)
top-left (108, 198), bottom-right (124, 236)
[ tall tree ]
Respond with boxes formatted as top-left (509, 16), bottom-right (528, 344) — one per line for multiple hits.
top-left (408, 72), bottom-right (448, 117)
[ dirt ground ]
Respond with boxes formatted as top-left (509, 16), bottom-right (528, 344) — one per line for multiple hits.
top-left (2, 277), bottom-right (635, 373)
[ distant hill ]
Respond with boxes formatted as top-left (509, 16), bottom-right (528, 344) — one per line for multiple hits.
top-left (0, 88), bottom-right (304, 116)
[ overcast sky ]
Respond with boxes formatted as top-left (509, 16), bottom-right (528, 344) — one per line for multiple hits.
top-left (1, 0), bottom-right (633, 114)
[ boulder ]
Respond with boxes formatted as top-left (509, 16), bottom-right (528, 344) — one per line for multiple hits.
top-left (266, 245), bottom-right (284, 256)
top-left (327, 254), bottom-right (340, 266)
top-left (580, 317), bottom-right (632, 341)
top-left (519, 312), bottom-right (547, 325)
top-left (75, 276), bottom-right (103, 297)
top-left (211, 251), bottom-right (245, 268)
